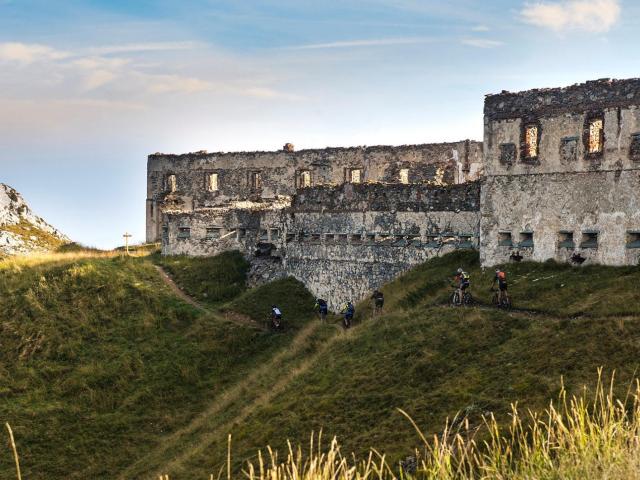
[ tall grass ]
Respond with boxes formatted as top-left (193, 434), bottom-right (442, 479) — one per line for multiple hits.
top-left (240, 372), bottom-right (640, 480)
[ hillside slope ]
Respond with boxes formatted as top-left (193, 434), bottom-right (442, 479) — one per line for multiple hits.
top-left (0, 253), bottom-right (317, 479)
top-left (3, 250), bottom-right (640, 479)
top-left (0, 184), bottom-right (69, 255)
top-left (134, 251), bottom-right (640, 479)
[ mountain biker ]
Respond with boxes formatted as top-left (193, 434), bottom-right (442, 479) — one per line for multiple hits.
top-left (314, 298), bottom-right (328, 322)
top-left (371, 290), bottom-right (384, 315)
top-left (340, 301), bottom-right (355, 328)
top-left (454, 268), bottom-right (470, 294)
top-left (271, 304), bottom-right (283, 328)
top-left (492, 268), bottom-right (509, 305)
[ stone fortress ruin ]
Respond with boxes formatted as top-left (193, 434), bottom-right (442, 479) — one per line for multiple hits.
top-left (147, 78), bottom-right (640, 308)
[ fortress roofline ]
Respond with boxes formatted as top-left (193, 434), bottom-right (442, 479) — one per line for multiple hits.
top-left (148, 139), bottom-right (482, 160)
top-left (484, 77), bottom-right (640, 121)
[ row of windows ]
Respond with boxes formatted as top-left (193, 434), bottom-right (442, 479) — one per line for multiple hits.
top-left (521, 117), bottom-right (605, 161)
top-left (498, 230), bottom-right (640, 249)
top-left (165, 226), bottom-right (474, 247)
top-left (163, 168), bottom-right (413, 193)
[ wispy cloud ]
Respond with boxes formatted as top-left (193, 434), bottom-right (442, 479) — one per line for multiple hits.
top-left (285, 37), bottom-right (438, 50)
top-left (461, 38), bottom-right (503, 48)
top-left (85, 41), bottom-right (204, 56)
top-left (0, 42), bottom-right (69, 64)
top-left (520, 0), bottom-right (621, 33)
top-left (471, 25), bottom-right (490, 32)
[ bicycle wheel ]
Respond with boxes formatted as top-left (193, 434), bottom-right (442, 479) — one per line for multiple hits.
top-left (492, 293), bottom-right (499, 306)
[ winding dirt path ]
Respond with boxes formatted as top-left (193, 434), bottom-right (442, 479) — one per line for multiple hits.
top-left (154, 265), bottom-right (262, 329)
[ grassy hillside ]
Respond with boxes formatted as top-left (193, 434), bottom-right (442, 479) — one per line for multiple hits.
top-left (143, 251), bottom-right (640, 479)
top-left (3, 249), bottom-right (640, 479)
top-left (0, 252), bottom-right (315, 479)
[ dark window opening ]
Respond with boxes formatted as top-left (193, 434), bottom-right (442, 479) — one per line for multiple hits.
top-left (161, 225), bottom-right (168, 240)
top-left (325, 233), bottom-right (335, 243)
top-left (339, 234), bottom-right (349, 243)
top-left (519, 232), bottom-right (534, 248)
top-left (580, 231), bottom-right (598, 249)
top-left (206, 227), bottom-right (222, 240)
top-left (351, 234), bottom-right (362, 244)
top-left (270, 229), bottom-right (280, 241)
top-left (177, 227), bottom-right (190, 239)
top-left (458, 235), bottom-right (473, 249)
top-left (237, 228), bottom-right (247, 239)
top-left (499, 143), bottom-right (516, 166)
top-left (558, 231), bottom-right (575, 249)
top-left (630, 133), bottom-right (640, 162)
top-left (259, 229), bottom-right (269, 242)
top-left (498, 231), bottom-right (513, 247)
top-left (425, 235), bottom-right (440, 247)
top-left (365, 233), bottom-right (376, 243)
top-left (311, 234), bottom-right (321, 243)
top-left (627, 231), bottom-right (640, 249)
top-left (285, 233), bottom-right (295, 243)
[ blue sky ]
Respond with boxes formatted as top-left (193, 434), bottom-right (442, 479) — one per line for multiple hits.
top-left (1, 0), bottom-right (638, 248)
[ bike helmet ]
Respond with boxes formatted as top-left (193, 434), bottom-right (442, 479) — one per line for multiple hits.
top-left (457, 268), bottom-right (463, 274)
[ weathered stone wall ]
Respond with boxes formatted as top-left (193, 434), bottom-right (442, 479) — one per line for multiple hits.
top-left (484, 78), bottom-right (640, 176)
top-left (480, 170), bottom-right (640, 267)
top-left (146, 140), bottom-right (483, 242)
top-left (160, 182), bottom-right (481, 310)
top-left (282, 182), bottom-right (480, 309)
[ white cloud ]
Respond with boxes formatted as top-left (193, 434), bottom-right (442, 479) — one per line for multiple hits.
top-left (520, 0), bottom-right (621, 33)
top-left (0, 42), bottom-right (69, 64)
top-left (286, 37), bottom-right (437, 50)
top-left (461, 38), bottom-right (504, 48)
top-left (85, 41), bottom-right (203, 56)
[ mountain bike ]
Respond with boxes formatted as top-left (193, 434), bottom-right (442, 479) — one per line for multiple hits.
top-left (450, 285), bottom-right (473, 306)
top-left (491, 288), bottom-right (512, 309)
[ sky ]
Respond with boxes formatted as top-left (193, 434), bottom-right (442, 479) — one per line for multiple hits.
top-left (1, 0), bottom-right (638, 248)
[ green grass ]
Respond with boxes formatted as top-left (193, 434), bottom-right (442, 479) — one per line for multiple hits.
top-left (3, 249), bottom-right (640, 479)
top-left (0, 253), bottom-right (314, 479)
top-left (153, 251), bottom-right (250, 306)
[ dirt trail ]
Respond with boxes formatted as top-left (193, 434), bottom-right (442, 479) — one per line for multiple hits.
top-left (154, 265), bottom-right (262, 329)
top-left (117, 319), bottom-right (333, 479)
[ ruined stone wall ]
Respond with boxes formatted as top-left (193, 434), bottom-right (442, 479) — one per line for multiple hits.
top-left (283, 182), bottom-right (480, 309)
top-left (484, 78), bottom-right (640, 176)
top-left (146, 140), bottom-right (483, 242)
top-left (480, 170), bottom-right (640, 267)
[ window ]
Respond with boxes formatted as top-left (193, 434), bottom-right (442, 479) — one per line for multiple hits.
top-left (206, 227), bottom-right (222, 240)
top-left (166, 174), bottom-right (177, 193)
top-left (580, 231), bottom-right (598, 249)
top-left (458, 235), bottom-right (473, 249)
top-left (499, 143), bottom-right (516, 165)
top-left (498, 231), bottom-right (513, 247)
top-left (259, 229), bottom-right (269, 241)
top-left (250, 172), bottom-right (262, 190)
top-left (325, 233), bottom-right (335, 243)
top-left (630, 133), bottom-right (640, 161)
top-left (524, 125), bottom-right (539, 158)
top-left (587, 118), bottom-right (604, 154)
top-left (206, 173), bottom-right (219, 192)
top-left (299, 170), bottom-right (311, 188)
top-left (366, 233), bottom-right (376, 243)
top-left (399, 168), bottom-right (410, 184)
top-left (286, 233), bottom-right (295, 243)
top-left (311, 234), bottom-right (322, 243)
top-left (270, 229), bottom-right (280, 241)
top-left (627, 231), bottom-right (640, 249)
top-left (425, 235), bottom-right (440, 247)
top-left (519, 232), bottom-right (534, 248)
top-left (237, 228), bottom-right (247, 239)
top-left (560, 137), bottom-right (579, 163)
top-left (349, 169), bottom-right (362, 184)
top-left (558, 231), bottom-right (575, 249)
top-left (162, 225), bottom-right (168, 240)
top-left (177, 227), bottom-right (190, 239)
top-left (351, 234), bottom-right (362, 244)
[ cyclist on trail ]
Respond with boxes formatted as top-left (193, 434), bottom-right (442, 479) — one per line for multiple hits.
top-left (492, 268), bottom-right (509, 305)
top-left (271, 304), bottom-right (283, 329)
top-left (454, 268), bottom-right (470, 293)
top-left (340, 301), bottom-right (355, 328)
top-left (314, 298), bottom-right (328, 322)
top-left (371, 290), bottom-right (384, 315)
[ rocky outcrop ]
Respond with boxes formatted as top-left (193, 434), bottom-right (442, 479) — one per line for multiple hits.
top-left (0, 183), bottom-right (69, 256)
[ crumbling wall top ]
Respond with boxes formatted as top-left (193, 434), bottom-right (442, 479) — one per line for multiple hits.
top-left (485, 78), bottom-right (640, 121)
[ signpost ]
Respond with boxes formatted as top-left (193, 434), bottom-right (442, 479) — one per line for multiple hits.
top-left (123, 232), bottom-right (132, 255)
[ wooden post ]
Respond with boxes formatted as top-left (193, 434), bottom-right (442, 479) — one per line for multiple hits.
top-left (123, 232), bottom-right (132, 255)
